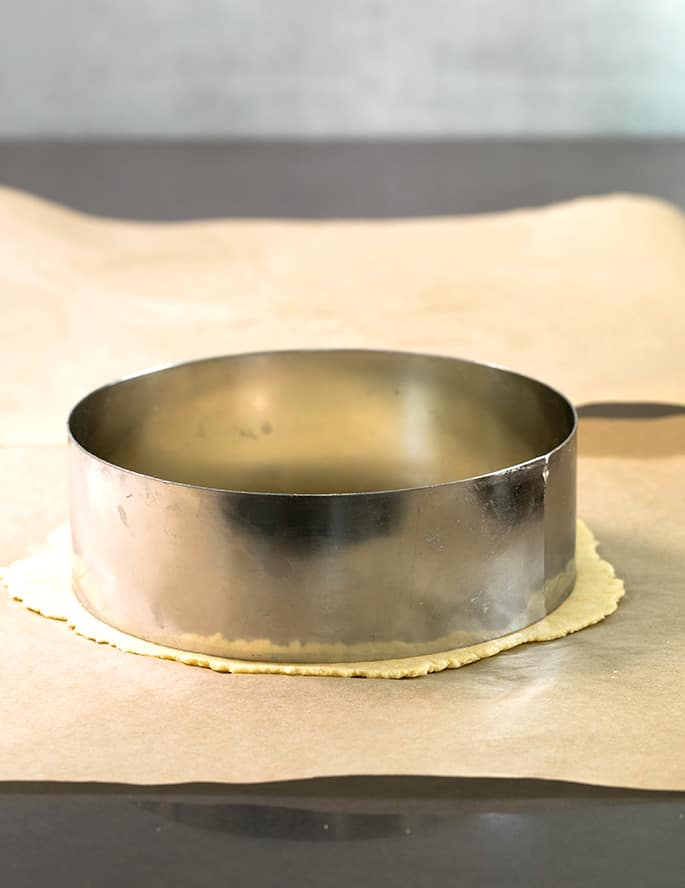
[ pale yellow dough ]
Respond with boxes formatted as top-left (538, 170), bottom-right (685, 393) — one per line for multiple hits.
top-left (1, 520), bottom-right (623, 679)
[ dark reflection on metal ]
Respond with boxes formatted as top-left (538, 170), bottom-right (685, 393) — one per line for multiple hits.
top-left (226, 491), bottom-right (404, 551)
top-left (134, 801), bottom-right (448, 843)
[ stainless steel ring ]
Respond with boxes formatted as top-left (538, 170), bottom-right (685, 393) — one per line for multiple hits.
top-left (68, 350), bottom-right (577, 663)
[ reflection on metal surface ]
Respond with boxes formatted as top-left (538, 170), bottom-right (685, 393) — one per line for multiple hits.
top-left (135, 801), bottom-right (447, 843)
top-left (68, 350), bottom-right (576, 663)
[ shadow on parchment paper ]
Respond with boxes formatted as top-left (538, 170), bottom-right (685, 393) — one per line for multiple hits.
top-left (577, 404), bottom-right (685, 459)
top-left (416, 404), bottom-right (685, 683)
top-left (577, 403), bottom-right (685, 419)
top-left (574, 405), bottom-right (685, 666)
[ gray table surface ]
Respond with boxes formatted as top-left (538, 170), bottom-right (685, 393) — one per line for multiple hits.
top-left (1, 140), bottom-right (684, 888)
top-left (2, 138), bottom-right (685, 220)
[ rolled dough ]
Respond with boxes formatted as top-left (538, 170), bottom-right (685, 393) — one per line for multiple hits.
top-left (1, 520), bottom-right (623, 679)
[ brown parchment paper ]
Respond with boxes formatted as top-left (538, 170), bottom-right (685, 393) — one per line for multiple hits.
top-left (1, 188), bottom-right (684, 789)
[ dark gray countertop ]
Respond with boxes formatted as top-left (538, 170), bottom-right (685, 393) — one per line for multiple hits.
top-left (2, 139), bottom-right (685, 220)
top-left (2, 140), bottom-right (684, 887)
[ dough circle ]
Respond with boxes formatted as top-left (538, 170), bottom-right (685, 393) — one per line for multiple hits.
top-left (2, 520), bottom-right (624, 679)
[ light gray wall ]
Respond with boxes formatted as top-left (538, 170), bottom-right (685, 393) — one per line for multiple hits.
top-left (2, 0), bottom-right (685, 136)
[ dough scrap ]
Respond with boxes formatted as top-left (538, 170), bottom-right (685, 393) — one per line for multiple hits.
top-left (1, 520), bottom-right (624, 679)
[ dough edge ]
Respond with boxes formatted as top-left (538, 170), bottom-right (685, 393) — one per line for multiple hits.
top-left (1, 520), bottom-right (624, 679)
